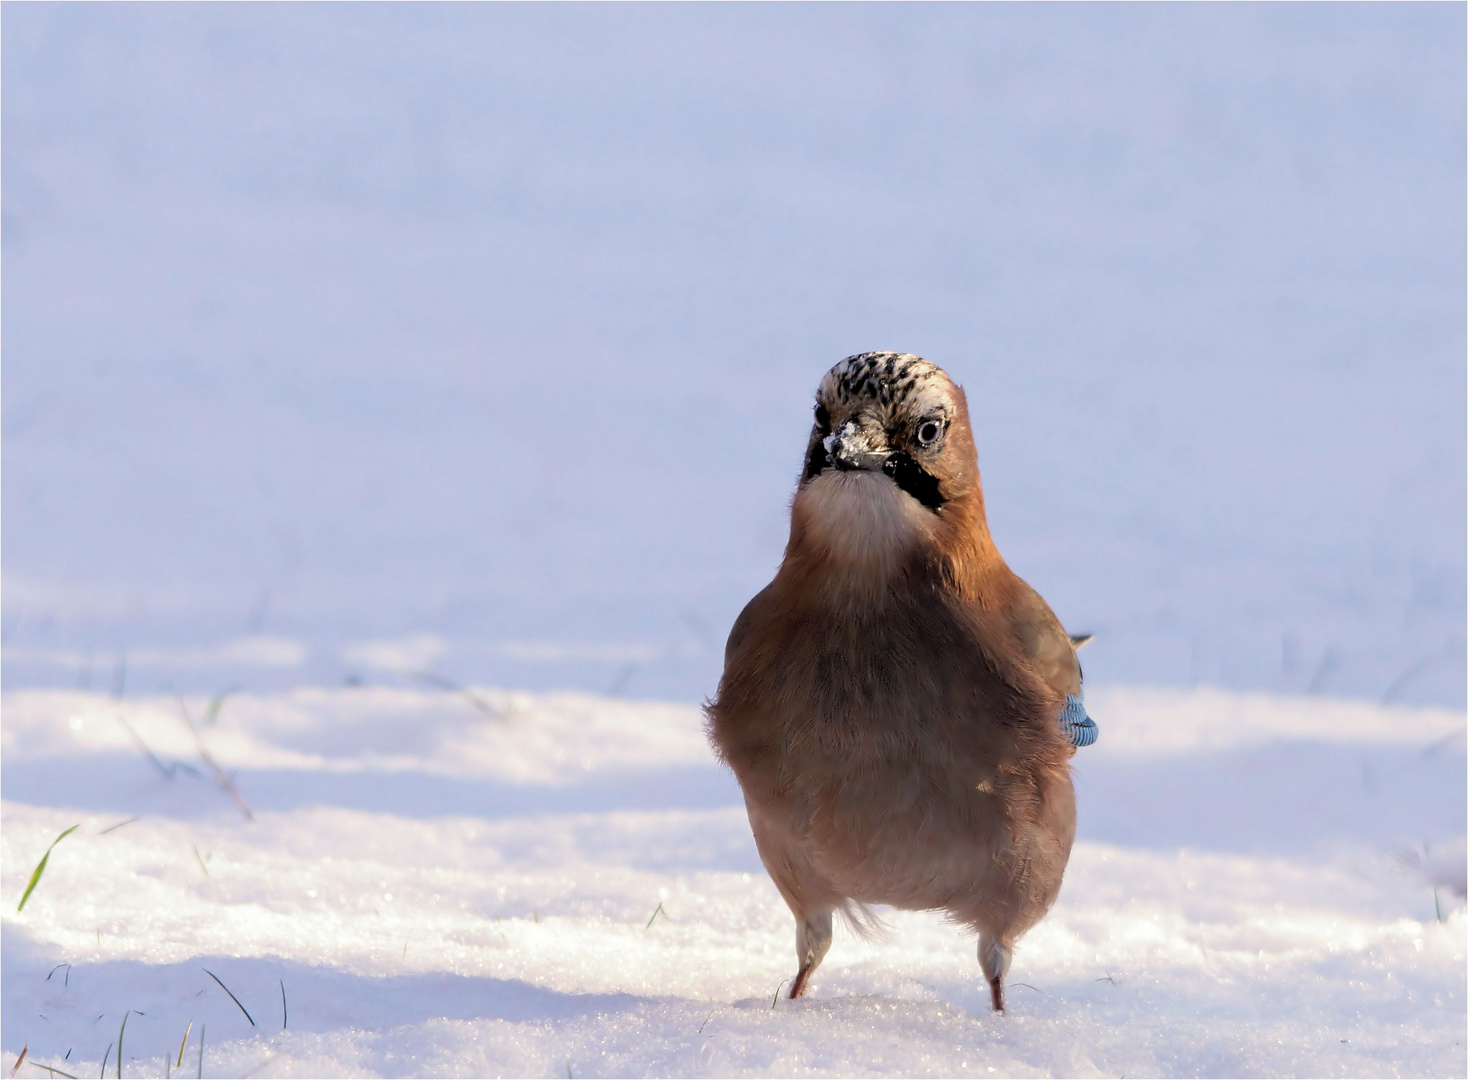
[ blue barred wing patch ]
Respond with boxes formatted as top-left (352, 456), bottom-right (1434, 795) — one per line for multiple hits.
top-left (1059, 693), bottom-right (1098, 748)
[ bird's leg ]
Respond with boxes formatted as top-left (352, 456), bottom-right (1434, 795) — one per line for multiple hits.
top-left (788, 910), bottom-right (833, 999)
top-left (977, 933), bottom-right (1012, 1013)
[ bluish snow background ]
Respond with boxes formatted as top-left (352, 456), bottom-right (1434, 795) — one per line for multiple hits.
top-left (3, 3), bottom-right (1463, 706)
top-left (2, 6), bottom-right (1465, 1079)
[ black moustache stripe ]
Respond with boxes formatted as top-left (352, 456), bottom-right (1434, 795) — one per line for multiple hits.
top-left (804, 440), bottom-right (827, 481)
top-left (882, 452), bottom-right (946, 510)
top-left (802, 441), bottom-right (945, 511)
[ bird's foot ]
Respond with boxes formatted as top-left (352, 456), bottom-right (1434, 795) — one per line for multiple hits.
top-left (989, 976), bottom-right (1005, 1012)
top-left (789, 966), bottom-right (814, 999)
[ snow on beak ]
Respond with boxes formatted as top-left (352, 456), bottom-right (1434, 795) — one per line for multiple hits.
top-left (824, 419), bottom-right (891, 472)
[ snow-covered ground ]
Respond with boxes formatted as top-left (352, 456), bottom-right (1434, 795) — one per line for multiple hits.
top-left (3, 686), bottom-right (1464, 1078)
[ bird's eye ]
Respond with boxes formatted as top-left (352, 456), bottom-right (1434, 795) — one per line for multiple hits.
top-left (916, 419), bottom-right (944, 446)
top-left (814, 403), bottom-right (830, 431)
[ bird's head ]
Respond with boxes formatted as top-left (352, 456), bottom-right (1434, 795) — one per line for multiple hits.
top-left (790, 352), bottom-right (987, 571)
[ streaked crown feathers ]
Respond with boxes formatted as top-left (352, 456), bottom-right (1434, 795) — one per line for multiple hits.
top-left (815, 352), bottom-right (955, 429)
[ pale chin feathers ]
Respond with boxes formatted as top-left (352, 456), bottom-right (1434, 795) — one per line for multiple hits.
top-left (794, 468), bottom-right (937, 567)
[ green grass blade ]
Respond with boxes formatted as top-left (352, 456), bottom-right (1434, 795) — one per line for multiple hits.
top-left (175, 1019), bottom-right (193, 1069)
top-left (204, 690), bottom-right (234, 725)
top-left (17, 824), bottom-right (80, 913)
top-left (17, 852), bottom-right (52, 912)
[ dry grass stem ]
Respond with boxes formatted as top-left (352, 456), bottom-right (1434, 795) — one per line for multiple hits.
top-left (203, 970), bottom-right (255, 1027)
top-left (178, 699), bottom-right (254, 820)
top-left (409, 670), bottom-right (506, 720)
top-left (29, 1064), bottom-right (78, 1079)
top-left (115, 1012), bottom-right (128, 1080)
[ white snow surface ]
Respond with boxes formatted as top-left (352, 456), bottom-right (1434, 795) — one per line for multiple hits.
top-left (3, 685), bottom-right (1464, 1078)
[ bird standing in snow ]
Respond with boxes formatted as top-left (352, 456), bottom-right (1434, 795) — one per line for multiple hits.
top-left (707, 352), bottom-right (1096, 1012)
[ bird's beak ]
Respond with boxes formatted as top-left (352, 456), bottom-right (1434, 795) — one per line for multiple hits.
top-left (823, 421), bottom-right (891, 472)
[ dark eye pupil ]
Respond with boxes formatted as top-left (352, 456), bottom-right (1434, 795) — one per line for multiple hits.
top-left (815, 404), bottom-right (830, 430)
top-left (919, 421), bottom-right (941, 444)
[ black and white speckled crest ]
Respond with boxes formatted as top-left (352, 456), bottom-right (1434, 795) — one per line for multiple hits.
top-left (817, 352), bottom-right (953, 421)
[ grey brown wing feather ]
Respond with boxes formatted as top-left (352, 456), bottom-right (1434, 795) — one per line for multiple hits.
top-left (724, 582), bottom-right (777, 668)
top-left (1008, 579), bottom-right (1083, 700)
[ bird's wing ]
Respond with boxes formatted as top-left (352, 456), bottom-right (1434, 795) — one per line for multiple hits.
top-left (724, 581), bottom-right (778, 669)
top-left (1008, 579), bottom-right (1083, 701)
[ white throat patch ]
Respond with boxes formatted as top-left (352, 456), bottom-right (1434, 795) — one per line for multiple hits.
top-left (795, 469), bottom-right (935, 566)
